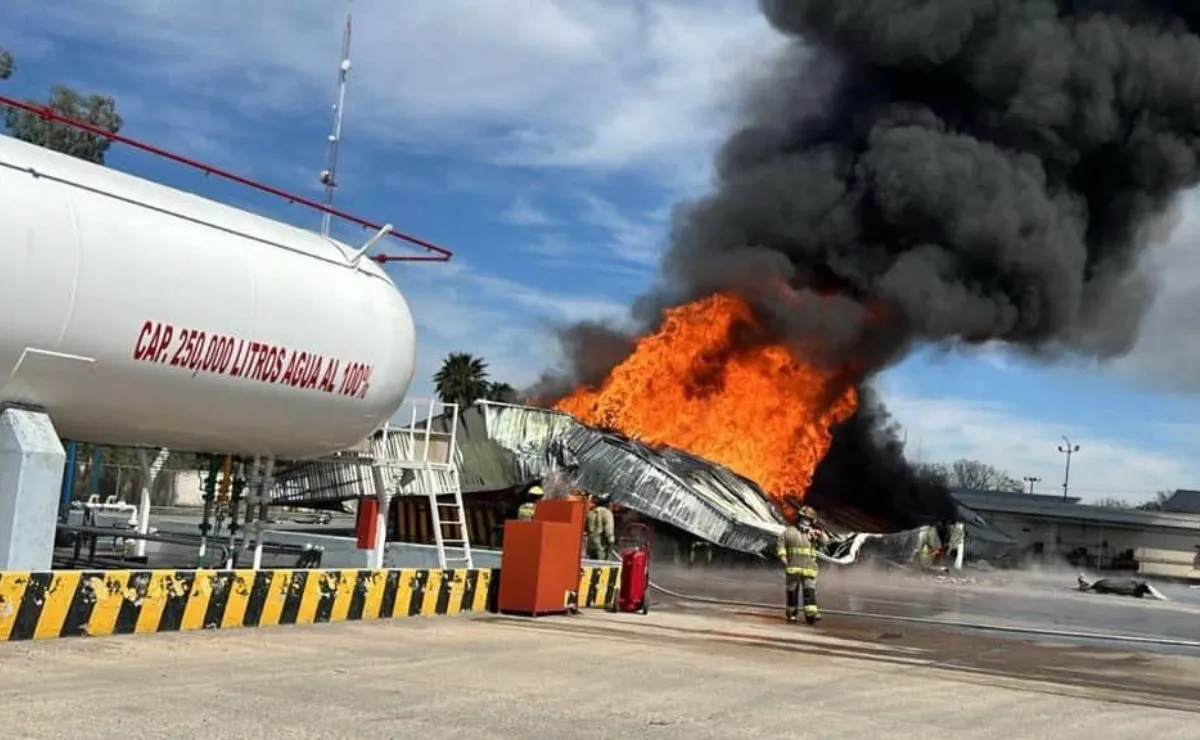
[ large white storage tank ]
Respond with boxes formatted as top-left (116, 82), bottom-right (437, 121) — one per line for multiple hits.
top-left (0, 134), bottom-right (418, 459)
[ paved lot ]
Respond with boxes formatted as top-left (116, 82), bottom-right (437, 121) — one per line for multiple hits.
top-left (655, 564), bottom-right (1200, 655)
top-left (1, 608), bottom-right (1197, 739)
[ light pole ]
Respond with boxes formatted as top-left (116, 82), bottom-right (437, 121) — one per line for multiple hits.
top-left (1023, 476), bottom-right (1041, 494)
top-left (1057, 436), bottom-right (1080, 501)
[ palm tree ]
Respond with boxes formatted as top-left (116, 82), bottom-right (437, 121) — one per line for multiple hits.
top-left (433, 352), bottom-right (489, 409)
top-left (485, 381), bottom-right (518, 403)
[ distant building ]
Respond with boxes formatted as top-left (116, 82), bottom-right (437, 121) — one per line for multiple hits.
top-left (1162, 489), bottom-right (1200, 515)
top-left (952, 487), bottom-right (1200, 579)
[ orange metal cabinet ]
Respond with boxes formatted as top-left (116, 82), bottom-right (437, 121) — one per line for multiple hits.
top-left (533, 496), bottom-right (586, 571)
top-left (497, 520), bottom-right (583, 616)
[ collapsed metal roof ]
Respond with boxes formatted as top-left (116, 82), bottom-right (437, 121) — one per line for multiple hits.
top-left (476, 402), bottom-right (789, 554)
top-left (268, 400), bottom-right (994, 554)
top-left (265, 400), bottom-right (790, 553)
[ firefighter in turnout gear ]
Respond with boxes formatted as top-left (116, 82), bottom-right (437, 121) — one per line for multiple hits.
top-left (776, 506), bottom-right (828, 624)
top-left (585, 495), bottom-right (616, 560)
top-left (517, 485), bottom-right (544, 521)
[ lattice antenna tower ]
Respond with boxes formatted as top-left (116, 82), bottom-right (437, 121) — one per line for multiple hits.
top-left (319, 7), bottom-right (353, 237)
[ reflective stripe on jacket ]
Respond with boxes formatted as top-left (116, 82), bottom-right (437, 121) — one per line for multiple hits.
top-left (776, 526), bottom-right (818, 578)
top-left (517, 503), bottom-right (536, 520)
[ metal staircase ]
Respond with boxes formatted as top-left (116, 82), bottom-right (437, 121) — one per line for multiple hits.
top-left (373, 399), bottom-right (473, 569)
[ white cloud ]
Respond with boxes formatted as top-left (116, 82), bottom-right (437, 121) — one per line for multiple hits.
top-left (500, 195), bottom-right (556, 227)
top-left (885, 392), bottom-right (1198, 503)
top-left (489, 189), bottom-right (670, 288)
top-left (8, 0), bottom-right (782, 186)
top-left (397, 260), bottom-right (627, 401)
top-left (578, 193), bottom-right (667, 268)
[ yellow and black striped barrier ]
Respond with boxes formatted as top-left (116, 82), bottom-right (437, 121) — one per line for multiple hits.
top-left (577, 565), bottom-right (620, 609)
top-left (0, 564), bottom-right (621, 642)
top-left (0, 568), bottom-right (493, 641)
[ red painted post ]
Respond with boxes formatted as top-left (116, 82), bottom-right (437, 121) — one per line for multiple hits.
top-left (356, 497), bottom-right (380, 550)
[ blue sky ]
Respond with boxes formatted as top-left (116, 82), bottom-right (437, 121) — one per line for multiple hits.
top-left (6, 0), bottom-right (1200, 503)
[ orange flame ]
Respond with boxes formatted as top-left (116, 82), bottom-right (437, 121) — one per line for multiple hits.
top-left (554, 293), bottom-right (858, 503)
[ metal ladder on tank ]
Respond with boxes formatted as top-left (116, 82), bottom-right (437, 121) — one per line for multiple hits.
top-left (376, 399), bottom-right (473, 570)
top-left (425, 463), bottom-right (473, 570)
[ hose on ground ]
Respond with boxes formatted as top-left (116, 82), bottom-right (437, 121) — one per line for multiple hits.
top-left (647, 580), bottom-right (1200, 650)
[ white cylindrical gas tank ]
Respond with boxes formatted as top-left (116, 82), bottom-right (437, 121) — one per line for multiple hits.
top-left (0, 135), bottom-right (418, 459)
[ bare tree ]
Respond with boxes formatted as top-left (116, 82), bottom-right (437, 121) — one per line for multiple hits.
top-left (947, 458), bottom-right (1023, 492)
top-left (1135, 490), bottom-right (1172, 511)
top-left (914, 462), bottom-right (950, 486)
top-left (1094, 496), bottom-right (1130, 509)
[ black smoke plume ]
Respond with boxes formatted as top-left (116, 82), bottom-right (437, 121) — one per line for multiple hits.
top-left (532, 0), bottom-right (1200, 529)
top-left (805, 387), bottom-right (959, 531)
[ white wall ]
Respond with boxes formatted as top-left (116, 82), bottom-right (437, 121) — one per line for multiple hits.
top-left (165, 470), bottom-right (205, 506)
top-left (989, 512), bottom-right (1200, 568)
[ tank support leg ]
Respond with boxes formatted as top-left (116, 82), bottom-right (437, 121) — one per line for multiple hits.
top-left (369, 465), bottom-right (391, 569)
top-left (250, 457), bottom-right (275, 570)
top-left (0, 404), bottom-right (66, 570)
top-left (133, 447), bottom-right (170, 559)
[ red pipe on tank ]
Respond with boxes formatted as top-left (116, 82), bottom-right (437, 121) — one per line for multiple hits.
top-left (0, 94), bottom-right (452, 262)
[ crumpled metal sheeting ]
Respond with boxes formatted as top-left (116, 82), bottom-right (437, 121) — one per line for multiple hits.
top-left (479, 402), bottom-right (580, 482)
top-left (270, 453), bottom-right (374, 505)
top-left (654, 446), bottom-right (786, 527)
top-left (571, 432), bottom-right (785, 553)
top-left (266, 428), bottom-right (458, 505)
top-left (478, 402), bottom-right (787, 554)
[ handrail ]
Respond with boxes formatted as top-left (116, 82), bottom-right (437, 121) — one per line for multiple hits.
top-left (0, 93), bottom-right (452, 262)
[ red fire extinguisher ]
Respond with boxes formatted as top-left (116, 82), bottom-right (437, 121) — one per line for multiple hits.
top-left (612, 522), bottom-right (651, 614)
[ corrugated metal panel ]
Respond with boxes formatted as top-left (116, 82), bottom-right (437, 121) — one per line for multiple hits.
top-left (271, 453), bottom-right (374, 505)
top-left (478, 402), bottom-right (787, 554)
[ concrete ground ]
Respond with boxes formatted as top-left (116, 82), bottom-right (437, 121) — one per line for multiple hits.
top-left (2, 607), bottom-right (1198, 739)
top-left (655, 563), bottom-right (1200, 655)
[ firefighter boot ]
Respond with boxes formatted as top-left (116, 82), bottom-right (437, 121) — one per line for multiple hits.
top-left (802, 584), bottom-right (821, 625)
top-left (785, 583), bottom-right (800, 623)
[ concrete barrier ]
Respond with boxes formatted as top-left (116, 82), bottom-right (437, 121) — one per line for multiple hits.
top-left (1135, 547), bottom-right (1200, 581)
top-left (577, 564), bottom-right (620, 608)
top-left (0, 565), bottom-right (621, 642)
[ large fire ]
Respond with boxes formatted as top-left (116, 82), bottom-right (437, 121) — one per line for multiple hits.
top-left (554, 293), bottom-right (858, 502)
